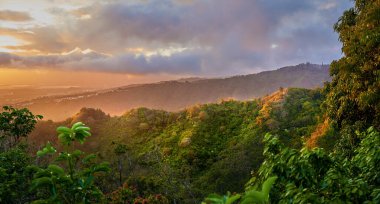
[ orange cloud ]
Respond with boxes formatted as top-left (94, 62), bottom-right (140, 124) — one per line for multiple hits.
top-left (0, 27), bottom-right (69, 53)
top-left (0, 10), bottom-right (32, 21)
top-left (0, 68), bottom-right (178, 88)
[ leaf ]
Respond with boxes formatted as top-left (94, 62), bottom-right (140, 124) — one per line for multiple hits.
top-left (37, 142), bottom-right (56, 157)
top-left (47, 165), bottom-right (64, 175)
top-left (92, 162), bottom-right (110, 173)
top-left (76, 130), bottom-right (91, 137)
top-left (242, 190), bottom-right (265, 204)
top-left (71, 150), bottom-right (84, 158)
top-left (56, 152), bottom-right (69, 161)
top-left (83, 175), bottom-right (94, 188)
top-left (56, 126), bottom-right (72, 134)
top-left (261, 176), bottom-right (277, 196)
top-left (74, 126), bottom-right (90, 132)
top-left (37, 150), bottom-right (44, 157)
top-left (226, 194), bottom-right (241, 204)
top-left (82, 154), bottom-right (96, 164)
top-left (44, 142), bottom-right (56, 153)
top-left (31, 177), bottom-right (52, 190)
top-left (58, 133), bottom-right (71, 145)
top-left (71, 122), bottom-right (85, 130)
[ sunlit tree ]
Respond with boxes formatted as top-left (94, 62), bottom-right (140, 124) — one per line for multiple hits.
top-left (326, 0), bottom-right (380, 131)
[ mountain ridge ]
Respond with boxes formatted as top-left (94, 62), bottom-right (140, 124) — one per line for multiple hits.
top-left (15, 63), bottom-right (330, 121)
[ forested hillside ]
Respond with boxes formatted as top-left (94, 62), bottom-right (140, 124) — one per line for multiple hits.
top-left (0, 0), bottom-right (379, 203)
top-left (25, 88), bottom-right (325, 203)
top-left (16, 63), bottom-right (329, 121)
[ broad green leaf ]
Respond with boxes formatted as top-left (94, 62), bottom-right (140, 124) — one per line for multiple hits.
top-left (71, 122), bottom-right (85, 130)
top-left (56, 126), bottom-right (72, 134)
top-left (242, 190), bottom-right (265, 203)
top-left (262, 176), bottom-right (277, 196)
top-left (226, 194), bottom-right (241, 204)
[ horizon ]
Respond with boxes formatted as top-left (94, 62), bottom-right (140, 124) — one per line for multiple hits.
top-left (0, 0), bottom-right (351, 88)
top-left (0, 62), bottom-right (331, 121)
top-left (0, 62), bottom-right (328, 89)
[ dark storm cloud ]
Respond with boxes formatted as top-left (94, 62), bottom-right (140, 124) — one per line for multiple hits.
top-left (2, 0), bottom-right (353, 75)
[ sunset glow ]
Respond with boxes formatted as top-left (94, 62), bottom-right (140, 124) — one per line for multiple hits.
top-left (0, 68), bottom-right (181, 89)
top-left (0, 0), bottom-right (352, 88)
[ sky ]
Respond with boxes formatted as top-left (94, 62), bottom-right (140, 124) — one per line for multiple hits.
top-left (0, 0), bottom-right (352, 88)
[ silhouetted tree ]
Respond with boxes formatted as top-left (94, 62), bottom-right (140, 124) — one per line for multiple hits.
top-left (0, 106), bottom-right (42, 151)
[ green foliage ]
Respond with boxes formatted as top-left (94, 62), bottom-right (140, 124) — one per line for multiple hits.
top-left (3, 1), bottom-right (380, 203)
top-left (112, 141), bottom-right (128, 187)
top-left (0, 106), bottom-right (43, 203)
top-left (73, 101), bottom-right (265, 202)
top-left (36, 142), bottom-right (56, 157)
top-left (114, 143), bottom-right (127, 155)
top-left (31, 122), bottom-right (110, 203)
top-left (0, 147), bottom-right (36, 203)
top-left (326, 0), bottom-right (380, 131)
top-left (202, 2), bottom-right (380, 203)
top-left (57, 122), bottom-right (92, 145)
top-left (270, 88), bottom-right (325, 148)
top-left (202, 176), bottom-right (277, 204)
top-left (106, 182), bottom-right (169, 204)
top-left (250, 128), bottom-right (380, 203)
top-left (241, 176), bottom-right (277, 204)
top-left (30, 89), bottom-right (324, 202)
top-left (202, 192), bottom-right (241, 204)
top-left (0, 106), bottom-right (42, 151)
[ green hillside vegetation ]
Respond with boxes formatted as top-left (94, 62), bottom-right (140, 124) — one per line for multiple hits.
top-left (23, 87), bottom-right (324, 203)
top-left (204, 0), bottom-right (380, 203)
top-left (0, 0), bottom-right (379, 203)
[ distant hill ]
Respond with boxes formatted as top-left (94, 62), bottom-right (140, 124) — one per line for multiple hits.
top-left (0, 85), bottom-right (87, 105)
top-left (16, 63), bottom-right (330, 121)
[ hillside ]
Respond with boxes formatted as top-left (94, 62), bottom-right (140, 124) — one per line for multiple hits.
top-left (16, 63), bottom-right (330, 121)
top-left (0, 85), bottom-right (87, 106)
top-left (2, 1), bottom-right (379, 203)
top-left (27, 88), bottom-right (326, 202)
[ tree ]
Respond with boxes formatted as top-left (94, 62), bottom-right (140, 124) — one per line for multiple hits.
top-left (0, 106), bottom-right (42, 203)
top-left (0, 106), bottom-right (42, 151)
top-left (249, 131), bottom-right (380, 203)
top-left (113, 142), bottom-right (128, 187)
top-left (326, 0), bottom-right (380, 132)
top-left (0, 147), bottom-right (35, 203)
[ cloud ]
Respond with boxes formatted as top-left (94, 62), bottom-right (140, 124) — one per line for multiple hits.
top-left (0, 47), bottom-right (202, 74)
top-left (1, 0), bottom-right (353, 76)
top-left (0, 10), bottom-right (33, 21)
top-left (0, 48), bottom-right (105, 68)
